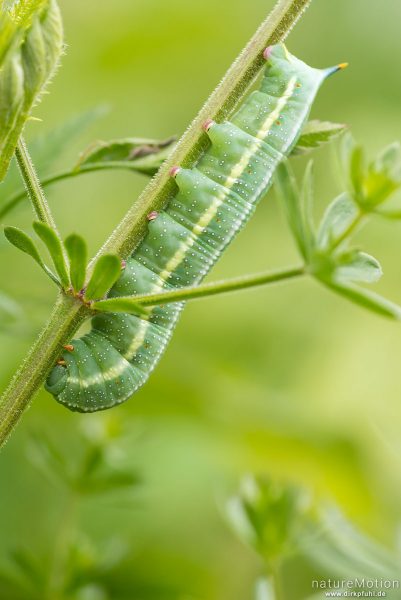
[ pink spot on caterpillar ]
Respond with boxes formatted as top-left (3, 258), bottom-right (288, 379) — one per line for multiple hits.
top-left (147, 211), bottom-right (159, 221)
top-left (202, 118), bottom-right (215, 132)
top-left (121, 259), bottom-right (127, 270)
top-left (169, 166), bottom-right (181, 178)
top-left (63, 344), bottom-right (74, 352)
top-left (263, 46), bottom-right (273, 61)
top-left (57, 359), bottom-right (67, 366)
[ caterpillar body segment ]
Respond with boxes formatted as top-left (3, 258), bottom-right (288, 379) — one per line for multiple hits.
top-left (45, 45), bottom-right (341, 411)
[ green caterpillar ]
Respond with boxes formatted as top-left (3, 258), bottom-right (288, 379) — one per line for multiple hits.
top-left (46, 44), bottom-right (344, 412)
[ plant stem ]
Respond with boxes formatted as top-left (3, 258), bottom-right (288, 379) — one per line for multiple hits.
top-left (14, 137), bottom-right (60, 231)
top-left (0, 161), bottom-right (159, 221)
top-left (95, 266), bottom-right (305, 311)
top-left (0, 294), bottom-right (89, 446)
top-left (0, 0), bottom-right (313, 447)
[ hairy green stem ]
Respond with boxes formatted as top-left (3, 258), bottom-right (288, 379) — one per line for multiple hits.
top-left (0, 294), bottom-right (89, 446)
top-left (14, 137), bottom-right (60, 231)
top-left (0, 161), bottom-right (157, 221)
top-left (95, 266), bottom-right (305, 311)
top-left (0, 0), bottom-right (312, 447)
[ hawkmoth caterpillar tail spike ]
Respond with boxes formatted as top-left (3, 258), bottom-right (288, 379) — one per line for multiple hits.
top-left (326, 62), bottom-right (349, 77)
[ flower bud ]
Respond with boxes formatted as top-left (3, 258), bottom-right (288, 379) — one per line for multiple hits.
top-left (0, 0), bottom-right (63, 180)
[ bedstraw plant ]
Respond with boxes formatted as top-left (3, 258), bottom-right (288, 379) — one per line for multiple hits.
top-left (0, 0), bottom-right (401, 445)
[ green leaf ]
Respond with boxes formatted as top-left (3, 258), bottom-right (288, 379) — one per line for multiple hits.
top-left (93, 296), bottom-right (149, 316)
top-left (0, 13), bottom-right (18, 69)
top-left (334, 250), bottom-right (382, 284)
top-left (85, 255), bottom-right (122, 300)
top-left (364, 142), bottom-right (401, 208)
top-left (323, 280), bottom-right (401, 320)
top-left (33, 221), bottom-right (69, 288)
top-left (4, 225), bottom-right (59, 285)
top-left (275, 161), bottom-right (308, 260)
top-left (3, 1), bottom-right (49, 27)
top-left (64, 233), bottom-right (88, 293)
top-left (292, 120), bottom-right (347, 156)
top-left (0, 1), bottom-right (48, 67)
top-left (226, 475), bottom-right (310, 561)
top-left (372, 141), bottom-right (401, 176)
top-left (75, 136), bottom-right (176, 176)
top-left (317, 193), bottom-right (358, 250)
top-left (340, 137), bottom-right (401, 210)
top-left (0, 55), bottom-right (24, 169)
top-left (0, 0), bottom-right (64, 180)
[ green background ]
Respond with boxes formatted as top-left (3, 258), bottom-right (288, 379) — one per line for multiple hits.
top-left (1, 0), bottom-right (401, 598)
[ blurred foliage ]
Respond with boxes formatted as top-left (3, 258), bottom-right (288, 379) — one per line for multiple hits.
top-left (0, 416), bottom-right (146, 600)
top-left (276, 136), bottom-right (401, 319)
top-left (229, 475), bottom-right (401, 599)
top-left (1, 1), bottom-right (401, 599)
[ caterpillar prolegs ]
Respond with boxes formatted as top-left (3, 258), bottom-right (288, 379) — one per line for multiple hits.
top-left (46, 45), bottom-right (344, 412)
